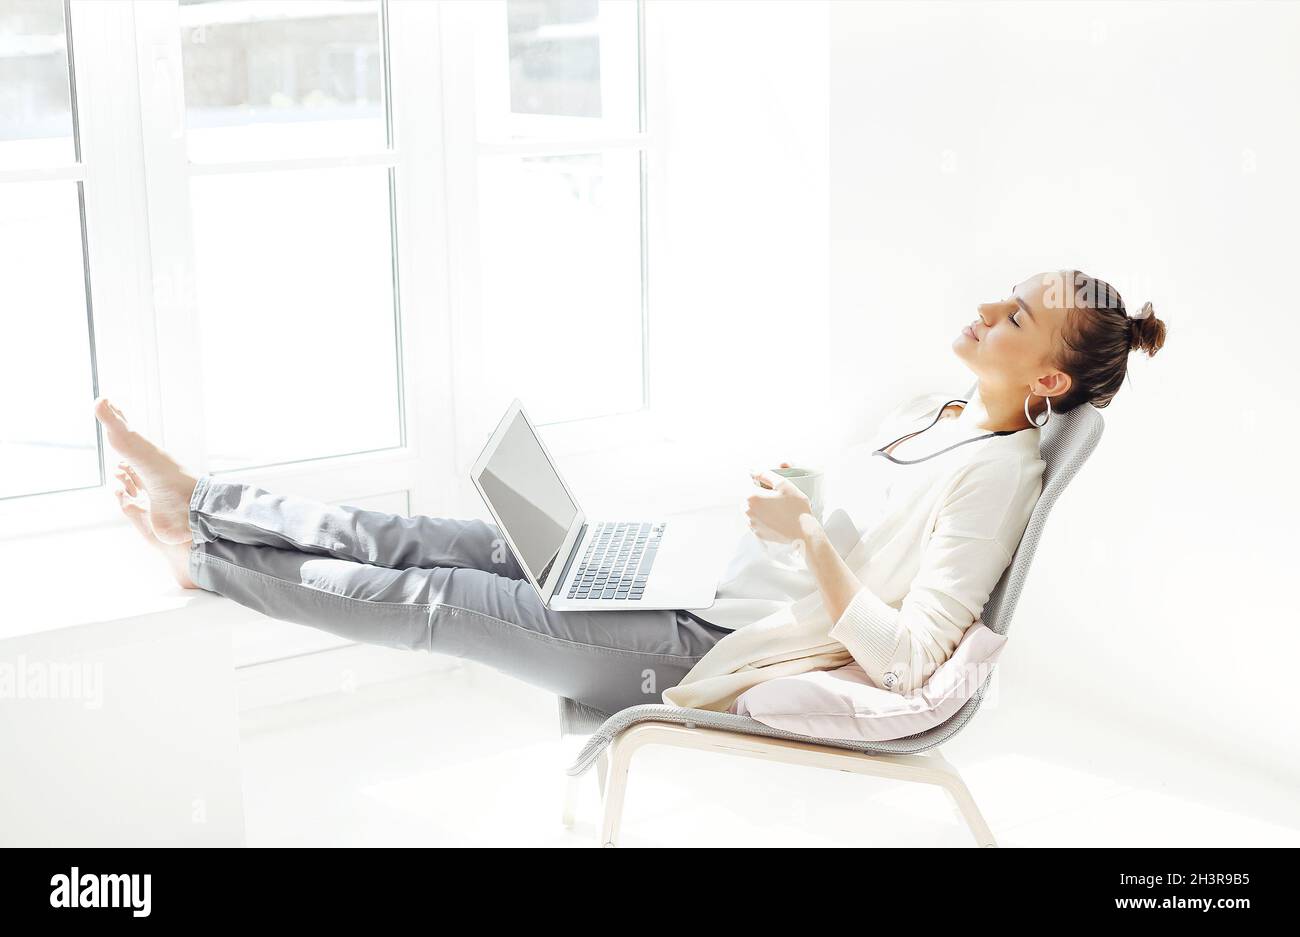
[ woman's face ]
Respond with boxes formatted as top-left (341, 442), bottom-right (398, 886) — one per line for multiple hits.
top-left (952, 272), bottom-right (1073, 401)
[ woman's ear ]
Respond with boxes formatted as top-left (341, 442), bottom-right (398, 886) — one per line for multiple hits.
top-left (1033, 370), bottom-right (1071, 401)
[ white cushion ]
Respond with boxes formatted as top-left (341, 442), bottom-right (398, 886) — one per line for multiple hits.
top-left (730, 624), bottom-right (1006, 742)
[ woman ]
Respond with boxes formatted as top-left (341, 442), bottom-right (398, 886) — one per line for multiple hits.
top-left (96, 270), bottom-right (1165, 719)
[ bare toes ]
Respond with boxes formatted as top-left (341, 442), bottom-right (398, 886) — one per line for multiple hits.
top-left (115, 488), bottom-right (153, 537)
top-left (114, 485), bottom-right (142, 513)
top-left (115, 464), bottom-right (139, 498)
top-left (122, 463), bottom-right (145, 491)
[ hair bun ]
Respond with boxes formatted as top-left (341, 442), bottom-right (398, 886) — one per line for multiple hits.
top-left (1128, 302), bottom-right (1166, 357)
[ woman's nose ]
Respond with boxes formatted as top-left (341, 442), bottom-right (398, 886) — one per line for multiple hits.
top-left (978, 301), bottom-right (1011, 324)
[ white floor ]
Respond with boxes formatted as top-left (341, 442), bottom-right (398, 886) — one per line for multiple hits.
top-left (237, 658), bottom-right (1300, 848)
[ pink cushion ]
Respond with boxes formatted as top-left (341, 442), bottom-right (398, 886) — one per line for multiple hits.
top-left (730, 624), bottom-right (1006, 742)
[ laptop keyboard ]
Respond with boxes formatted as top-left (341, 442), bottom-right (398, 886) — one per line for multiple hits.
top-left (565, 521), bottom-right (664, 601)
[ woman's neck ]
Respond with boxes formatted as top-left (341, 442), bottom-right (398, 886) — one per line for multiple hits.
top-left (970, 381), bottom-right (1037, 433)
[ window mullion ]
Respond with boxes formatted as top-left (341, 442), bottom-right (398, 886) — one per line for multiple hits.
top-left (188, 152), bottom-right (400, 177)
top-left (130, 0), bottom-right (209, 476)
top-left (430, 0), bottom-right (491, 501)
top-left (385, 0), bottom-right (468, 518)
top-left (641, 0), bottom-right (669, 423)
top-left (0, 164), bottom-right (85, 184)
top-left (475, 135), bottom-right (655, 158)
top-left (71, 1), bottom-right (161, 444)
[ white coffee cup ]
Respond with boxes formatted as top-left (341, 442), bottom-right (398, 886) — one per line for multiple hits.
top-left (772, 465), bottom-right (825, 521)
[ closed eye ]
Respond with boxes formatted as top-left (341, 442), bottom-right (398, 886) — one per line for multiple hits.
top-left (1010, 294), bottom-right (1036, 327)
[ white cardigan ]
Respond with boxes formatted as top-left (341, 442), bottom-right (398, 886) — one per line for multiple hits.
top-left (663, 384), bottom-right (1045, 712)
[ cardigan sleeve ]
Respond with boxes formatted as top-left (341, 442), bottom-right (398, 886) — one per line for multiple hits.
top-left (827, 457), bottom-right (1031, 693)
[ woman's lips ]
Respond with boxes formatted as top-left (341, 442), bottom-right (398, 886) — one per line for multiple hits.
top-left (963, 324), bottom-right (979, 341)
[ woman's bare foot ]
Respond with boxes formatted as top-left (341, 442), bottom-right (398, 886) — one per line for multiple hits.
top-left (114, 480), bottom-right (198, 590)
top-left (93, 398), bottom-right (197, 544)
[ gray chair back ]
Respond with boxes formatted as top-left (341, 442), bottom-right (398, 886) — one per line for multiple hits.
top-left (979, 401), bottom-right (1105, 637)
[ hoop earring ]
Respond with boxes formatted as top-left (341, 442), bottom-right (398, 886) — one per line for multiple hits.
top-left (1024, 392), bottom-right (1052, 428)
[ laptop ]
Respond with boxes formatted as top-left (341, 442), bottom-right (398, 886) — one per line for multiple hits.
top-left (470, 400), bottom-right (720, 611)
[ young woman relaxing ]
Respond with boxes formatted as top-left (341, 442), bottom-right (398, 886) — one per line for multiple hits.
top-left (95, 269), bottom-right (1165, 717)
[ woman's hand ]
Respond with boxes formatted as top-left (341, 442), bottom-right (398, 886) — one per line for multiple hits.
top-left (746, 469), bottom-right (815, 544)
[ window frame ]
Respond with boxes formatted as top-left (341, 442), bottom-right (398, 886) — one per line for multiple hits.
top-left (131, 0), bottom-right (441, 501)
top-left (0, 0), bottom-right (148, 539)
top-left (435, 0), bottom-right (665, 486)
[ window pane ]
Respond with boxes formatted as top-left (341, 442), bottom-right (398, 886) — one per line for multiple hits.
top-left (190, 166), bottom-right (401, 471)
top-left (0, 182), bottom-right (98, 499)
top-left (179, 0), bottom-right (385, 162)
top-left (0, 0), bottom-right (74, 169)
top-left (477, 150), bottom-right (643, 424)
top-left (477, 0), bottom-right (641, 140)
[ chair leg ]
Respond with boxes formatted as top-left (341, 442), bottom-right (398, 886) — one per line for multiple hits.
top-left (943, 781), bottom-right (997, 848)
top-left (559, 751), bottom-right (612, 832)
top-left (560, 749), bottom-right (611, 830)
top-left (561, 773), bottom-right (579, 829)
top-left (929, 750), bottom-right (997, 847)
top-left (595, 751), bottom-right (609, 800)
top-left (598, 739), bottom-right (636, 848)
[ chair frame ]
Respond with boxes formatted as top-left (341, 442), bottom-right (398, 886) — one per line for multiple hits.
top-left (562, 401), bottom-right (1104, 847)
top-left (576, 724), bottom-right (995, 848)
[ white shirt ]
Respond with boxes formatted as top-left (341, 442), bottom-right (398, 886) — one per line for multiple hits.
top-left (663, 384), bottom-right (1045, 712)
top-left (697, 394), bottom-right (991, 632)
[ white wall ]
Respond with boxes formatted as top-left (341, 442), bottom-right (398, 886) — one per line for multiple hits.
top-left (830, 1), bottom-right (1300, 783)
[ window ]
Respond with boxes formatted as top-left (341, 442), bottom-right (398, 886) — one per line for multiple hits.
top-left (465, 0), bottom-right (647, 426)
top-left (178, 0), bottom-right (403, 472)
top-left (0, 0), bottom-right (102, 502)
top-left (1, 0), bottom-right (660, 552)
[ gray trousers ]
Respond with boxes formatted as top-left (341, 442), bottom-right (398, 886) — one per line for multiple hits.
top-left (186, 475), bottom-right (729, 718)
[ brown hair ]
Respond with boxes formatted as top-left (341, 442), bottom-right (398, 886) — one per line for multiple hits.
top-left (1052, 270), bottom-right (1167, 413)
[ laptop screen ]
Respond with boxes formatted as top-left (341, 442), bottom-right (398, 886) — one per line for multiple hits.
top-left (475, 409), bottom-right (578, 586)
